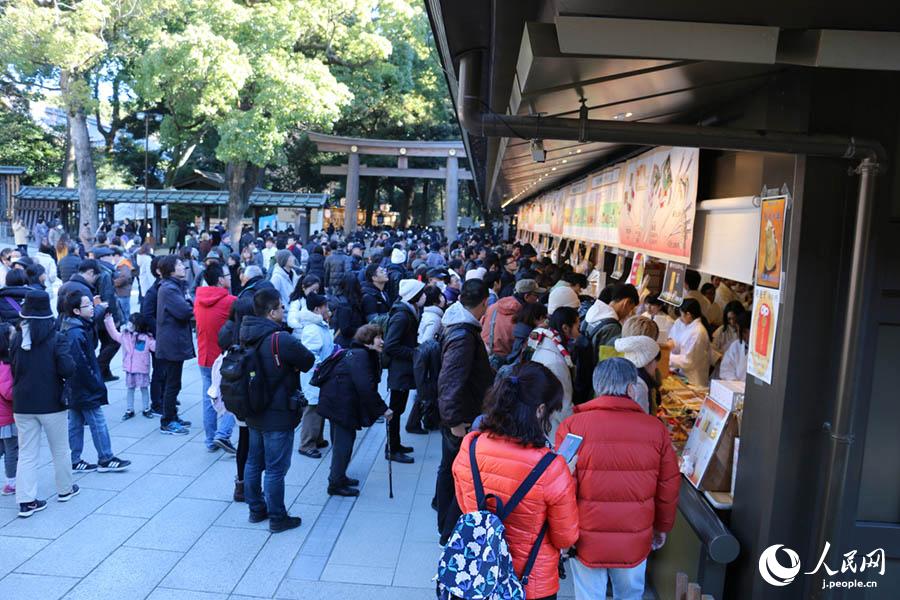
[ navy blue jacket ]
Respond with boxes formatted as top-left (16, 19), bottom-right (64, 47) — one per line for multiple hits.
top-left (61, 316), bottom-right (108, 409)
top-left (156, 277), bottom-right (195, 361)
top-left (140, 278), bottom-right (161, 336)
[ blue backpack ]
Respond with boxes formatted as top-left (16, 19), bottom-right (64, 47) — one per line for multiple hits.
top-left (435, 435), bottom-right (557, 600)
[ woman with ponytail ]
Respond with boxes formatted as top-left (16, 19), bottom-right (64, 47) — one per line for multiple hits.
top-left (452, 362), bottom-right (579, 600)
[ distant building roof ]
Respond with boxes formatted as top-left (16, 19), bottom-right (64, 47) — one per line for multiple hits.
top-left (15, 186), bottom-right (327, 209)
top-left (0, 166), bottom-right (27, 175)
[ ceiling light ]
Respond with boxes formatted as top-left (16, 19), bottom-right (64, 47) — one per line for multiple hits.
top-left (625, 112), bottom-right (633, 118)
top-left (575, 149), bottom-right (582, 153)
top-left (551, 167), bottom-right (557, 171)
top-left (530, 139), bottom-right (546, 163)
top-left (562, 159), bottom-right (568, 164)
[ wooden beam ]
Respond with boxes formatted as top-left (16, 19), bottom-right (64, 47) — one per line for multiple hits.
top-left (307, 131), bottom-right (466, 158)
top-left (321, 165), bottom-right (474, 181)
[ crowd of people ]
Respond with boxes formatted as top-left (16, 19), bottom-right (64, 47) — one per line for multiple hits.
top-left (0, 214), bottom-right (755, 599)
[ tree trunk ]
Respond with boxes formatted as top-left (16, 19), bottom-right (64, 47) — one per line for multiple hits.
top-left (363, 177), bottom-right (377, 227)
top-left (225, 160), bottom-right (262, 245)
top-left (60, 117), bottom-right (76, 188)
top-left (397, 180), bottom-right (415, 229)
top-left (62, 71), bottom-right (99, 237)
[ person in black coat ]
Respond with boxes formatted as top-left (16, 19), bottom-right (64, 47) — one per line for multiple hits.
top-left (231, 266), bottom-right (275, 345)
top-left (155, 255), bottom-right (195, 434)
top-left (60, 290), bottom-right (130, 473)
top-left (306, 245), bottom-right (326, 281)
top-left (92, 248), bottom-right (121, 380)
top-left (57, 246), bottom-right (82, 283)
top-left (239, 287), bottom-right (315, 533)
top-left (56, 260), bottom-right (107, 323)
top-left (316, 324), bottom-right (391, 497)
top-left (329, 272), bottom-right (365, 348)
top-left (360, 264), bottom-right (391, 323)
top-left (139, 256), bottom-right (164, 415)
top-left (9, 291), bottom-right (78, 515)
top-left (382, 279), bottom-right (425, 463)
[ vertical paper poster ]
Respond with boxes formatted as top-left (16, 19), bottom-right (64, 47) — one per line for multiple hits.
top-left (590, 166), bottom-right (622, 245)
top-left (682, 396), bottom-right (731, 489)
top-left (660, 261), bottom-right (686, 306)
top-left (619, 147), bottom-right (699, 262)
top-left (756, 195), bottom-right (786, 289)
top-left (627, 252), bottom-right (646, 287)
top-left (748, 287), bottom-right (781, 384)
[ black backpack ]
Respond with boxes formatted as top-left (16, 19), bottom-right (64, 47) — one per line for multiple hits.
top-left (412, 327), bottom-right (467, 430)
top-left (309, 347), bottom-right (348, 388)
top-left (219, 335), bottom-right (274, 420)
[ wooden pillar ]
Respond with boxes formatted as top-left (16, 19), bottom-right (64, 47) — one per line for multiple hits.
top-left (445, 155), bottom-right (459, 241)
top-left (202, 205), bottom-right (211, 232)
top-left (305, 207), bottom-right (313, 242)
top-left (344, 152), bottom-right (360, 233)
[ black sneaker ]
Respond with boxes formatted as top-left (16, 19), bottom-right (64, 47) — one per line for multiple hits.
top-left (98, 457), bottom-right (131, 472)
top-left (327, 485), bottom-right (360, 497)
top-left (269, 515), bottom-right (302, 533)
top-left (176, 418), bottom-right (192, 428)
top-left (58, 484), bottom-right (80, 502)
top-left (144, 408), bottom-right (161, 418)
top-left (298, 448), bottom-right (322, 459)
top-left (315, 439), bottom-right (329, 449)
top-left (122, 410), bottom-right (135, 421)
top-left (214, 438), bottom-right (237, 454)
top-left (18, 499), bottom-right (47, 518)
top-left (385, 451), bottom-right (414, 464)
top-left (248, 511), bottom-right (269, 523)
top-left (72, 460), bottom-right (98, 473)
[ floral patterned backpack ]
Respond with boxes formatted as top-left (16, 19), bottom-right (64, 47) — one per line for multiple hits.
top-left (435, 434), bottom-right (557, 599)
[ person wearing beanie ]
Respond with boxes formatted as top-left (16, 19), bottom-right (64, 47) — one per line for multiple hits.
top-left (383, 279), bottom-right (426, 462)
top-left (384, 245), bottom-right (408, 303)
top-left (464, 267), bottom-right (486, 281)
top-left (10, 291), bottom-right (79, 517)
top-left (547, 285), bottom-right (581, 315)
top-left (614, 335), bottom-right (661, 413)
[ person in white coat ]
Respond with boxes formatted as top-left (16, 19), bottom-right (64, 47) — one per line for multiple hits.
top-left (295, 293), bottom-right (334, 459)
top-left (719, 312), bottom-right (751, 381)
top-left (642, 293), bottom-right (676, 344)
top-left (417, 285), bottom-right (445, 344)
top-left (269, 249), bottom-right (296, 309)
top-left (286, 274), bottom-right (321, 330)
top-left (529, 305), bottom-right (579, 440)
top-left (668, 299), bottom-right (712, 386)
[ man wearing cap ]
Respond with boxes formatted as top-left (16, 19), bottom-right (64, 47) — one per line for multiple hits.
top-left (95, 247), bottom-right (123, 381)
top-left (382, 279), bottom-right (426, 464)
top-left (480, 278), bottom-right (545, 367)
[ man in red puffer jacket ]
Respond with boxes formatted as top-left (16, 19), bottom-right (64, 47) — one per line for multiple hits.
top-left (556, 357), bottom-right (679, 600)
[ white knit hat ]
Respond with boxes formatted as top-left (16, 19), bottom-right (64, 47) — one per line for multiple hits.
top-left (398, 279), bottom-right (426, 303)
top-left (547, 285), bottom-right (580, 315)
top-left (614, 335), bottom-right (660, 369)
top-left (465, 267), bottom-right (486, 281)
top-left (391, 247), bottom-right (406, 265)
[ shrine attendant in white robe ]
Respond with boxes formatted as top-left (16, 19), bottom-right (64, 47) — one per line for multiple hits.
top-left (668, 299), bottom-right (712, 386)
top-left (719, 312), bottom-right (751, 381)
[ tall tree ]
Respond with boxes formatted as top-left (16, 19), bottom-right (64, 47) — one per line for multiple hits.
top-left (0, 0), bottom-right (175, 235)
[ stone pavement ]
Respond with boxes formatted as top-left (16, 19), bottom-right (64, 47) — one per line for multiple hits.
top-left (0, 351), bottom-right (581, 600)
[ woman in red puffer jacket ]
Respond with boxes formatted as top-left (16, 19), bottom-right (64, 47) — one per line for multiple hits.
top-left (453, 362), bottom-right (579, 600)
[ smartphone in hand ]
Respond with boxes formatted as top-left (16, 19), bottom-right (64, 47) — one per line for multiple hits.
top-left (556, 433), bottom-right (583, 463)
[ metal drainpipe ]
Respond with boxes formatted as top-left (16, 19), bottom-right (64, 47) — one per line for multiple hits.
top-left (455, 49), bottom-right (884, 598)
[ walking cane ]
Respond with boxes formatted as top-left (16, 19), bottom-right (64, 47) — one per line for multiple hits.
top-left (385, 419), bottom-right (394, 499)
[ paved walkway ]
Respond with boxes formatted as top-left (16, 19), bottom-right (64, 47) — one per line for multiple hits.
top-left (0, 352), bottom-right (581, 600)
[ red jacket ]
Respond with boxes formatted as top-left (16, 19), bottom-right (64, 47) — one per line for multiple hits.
top-left (480, 295), bottom-right (523, 357)
top-left (195, 286), bottom-right (236, 367)
top-left (556, 395), bottom-right (680, 568)
top-left (0, 362), bottom-right (12, 426)
top-left (454, 432), bottom-right (579, 599)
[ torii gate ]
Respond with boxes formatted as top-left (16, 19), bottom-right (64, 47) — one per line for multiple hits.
top-left (308, 132), bottom-right (473, 240)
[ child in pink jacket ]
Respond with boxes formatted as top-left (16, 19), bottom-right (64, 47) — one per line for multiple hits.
top-left (0, 324), bottom-right (18, 496)
top-left (105, 312), bottom-right (156, 420)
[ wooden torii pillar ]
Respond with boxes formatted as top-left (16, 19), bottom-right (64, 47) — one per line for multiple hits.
top-left (308, 133), bottom-right (472, 240)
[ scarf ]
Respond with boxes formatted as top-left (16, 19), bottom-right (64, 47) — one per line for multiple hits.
top-left (527, 327), bottom-right (574, 368)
